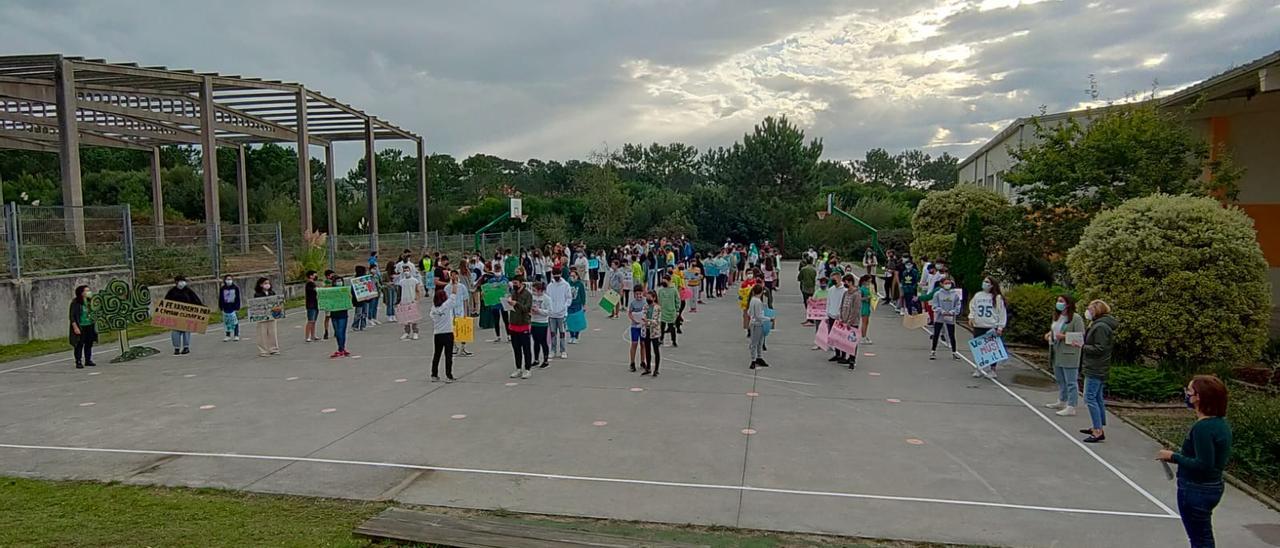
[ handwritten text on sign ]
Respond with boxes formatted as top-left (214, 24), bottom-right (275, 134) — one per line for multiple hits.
top-left (151, 299), bottom-right (211, 334)
top-left (968, 331), bottom-right (1009, 368)
top-left (247, 295), bottom-right (285, 323)
top-left (351, 275), bottom-right (378, 302)
top-left (806, 297), bottom-right (827, 320)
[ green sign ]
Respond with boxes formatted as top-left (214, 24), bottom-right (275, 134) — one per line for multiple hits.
top-left (89, 279), bottom-right (152, 331)
top-left (482, 282), bottom-right (507, 307)
top-left (317, 286), bottom-right (352, 312)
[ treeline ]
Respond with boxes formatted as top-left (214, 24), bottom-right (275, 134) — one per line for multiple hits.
top-left (0, 116), bottom-right (958, 254)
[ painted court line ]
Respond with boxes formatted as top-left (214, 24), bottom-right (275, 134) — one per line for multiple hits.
top-left (916, 325), bottom-right (1179, 518)
top-left (0, 334), bottom-right (172, 375)
top-left (0, 442), bottom-right (1177, 520)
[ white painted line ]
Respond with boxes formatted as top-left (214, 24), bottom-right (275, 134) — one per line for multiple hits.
top-left (917, 325), bottom-right (1179, 517)
top-left (0, 442), bottom-right (1178, 520)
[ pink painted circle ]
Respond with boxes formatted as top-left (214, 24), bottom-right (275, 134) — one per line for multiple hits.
top-left (746, 392), bottom-right (760, 397)
top-left (592, 420), bottom-right (608, 426)
top-left (320, 408), bottom-right (337, 414)
top-left (199, 405), bottom-right (216, 410)
top-left (906, 438), bottom-right (925, 445)
top-left (451, 414), bottom-right (467, 420)
top-left (886, 398), bottom-right (902, 403)
top-left (741, 428), bottom-right (757, 435)
top-left (629, 387), bottom-right (644, 392)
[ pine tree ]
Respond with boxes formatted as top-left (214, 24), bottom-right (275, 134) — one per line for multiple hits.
top-left (950, 212), bottom-right (986, 313)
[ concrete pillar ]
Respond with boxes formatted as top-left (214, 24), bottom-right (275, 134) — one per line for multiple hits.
top-left (324, 144), bottom-right (337, 270)
top-left (237, 144), bottom-right (249, 253)
top-left (198, 76), bottom-right (220, 227)
top-left (150, 146), bottom-right (165, 244)
top-left (365, 117), bottom-right (378, 254)
top-left (296, 87), bottom-right (312, 237)
top-left (416, 137), bottom-right (428, 243)
top-left (54, 57), bottom-right (85, 249)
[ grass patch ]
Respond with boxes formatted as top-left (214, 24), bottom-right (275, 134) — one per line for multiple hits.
top-left (0, 296), bottom-right (306, 365)
top-left (0, 477), bottom-right (975, 547)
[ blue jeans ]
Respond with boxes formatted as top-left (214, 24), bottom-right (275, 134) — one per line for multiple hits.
top-left (331, 316), bottom-right (349, 351)
top-left (368, 297), bottom-right (379, 320)
top-left (1084, 376), bottom-right (1106, 429)
top-left (353, 304), bottom-right (368, 330)
top-left (548, 317), bottom-right (567, 353)
top-left (384, 286), bottom-right (399, 316)
top-left (170, 330), bottom-right (191, 349)
top-left (1177, 478), bottom-right (1224, 547)
top-left (1054, 366), bottom-right (1079, 406)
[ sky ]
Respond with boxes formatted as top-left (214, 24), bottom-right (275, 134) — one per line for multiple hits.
top-left (2, 0), bottom-right (1278, 171)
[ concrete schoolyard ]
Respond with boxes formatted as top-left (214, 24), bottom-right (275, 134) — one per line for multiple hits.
top-left (2, 263), bottom-right (1277, 547)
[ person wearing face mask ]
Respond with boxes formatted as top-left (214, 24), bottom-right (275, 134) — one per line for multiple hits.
top-left (164, 275), bottom-right (204, 355)
top-left (68, 285), bottom-right (98, 369)
top-left (1157, 375), bottom-right (1233, 548)
top-left (899, 258), bottom-right (921, 316)
top-left (545, 270), bottom-right (571, 359)
top-left (253, 277), bottom-right (280, 357)
top-left (1044, 295), bottom-right (1085, 417)
top-left (966, 275), bottom-right (1007, 378)
top-left (505, 276), bottom-right (534, 379)
top-left (928, 276), bottom-right (962, 360)
top-left (218, 276), bottom-right (242, 342)
top-left (837, 274), bottom-right (862, 370)
top-left (1080, 300), bottom-right (1117, 443)
top-left (857, 274), bottom-right (875, 346)
top-left (567, 268), bottom-right (588, 344)
top-left (642, 288), bottom-right (663, 376)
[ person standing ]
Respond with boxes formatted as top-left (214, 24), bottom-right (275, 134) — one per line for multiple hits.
top-left (304, 271), bottom-right (320, 342)
top-left (824, 274), bottom-right (848, 365)
top-left (687, 259), bottom-right (704, 311)
top-left (641, 288), bottom-right (663, 376)
top-left (164, 276), bottom-right (203, 355)
top-left (567, 269), bottom-right (587, 343)
top-left (798, 259), bottom-right (816, 326)
top-left (367, 264), bottom-right (382, 326)
top-left (396, 264), bottom-right (424, 341)
top-left (328, 275), bottom-right (352, 358)
top-left (68, 285), bottom-right (97, 369)
top-left (863, 246), bottom-right (878, 292)
top-left (218, 276), bottom-right (242, 342)
top-left (252, 277), bottom-right (280, 357)
top-left (838, 274), bottom-right (862, 370)
top-left (966, 275), bottom-right (1007, 378)
top-left (858, 274), bottom-right (875, 345)
top-left (352, 265), bottom-right (370, 331)
top-left (628, 284), bottom-right (647, 372)
top-left (656, 277), bottom-right (680, 347)
top-left (747, 284), bottom-right (769, 369)
top-left (1081, 300), bottom-right (1117, 443)
top-left (927, 276), bottom-right (962, 360)
top-left (506, 276), bottom-right (534, 379)
top-left (382, 266), bottom-right (401, 322)
top-left (899, 258), bottom-right (921, 316)
top-left (1044, 295), bottom-right (1085, 417)
top-left (530, 281), bottom-right (552, 368)
top-left (546, 270), bottom-right (571, 359)
top-left (1157, 376), bottom-right (1233, 548)
top-left (429, 286), bottom-right (459, 382)
top-left (606, 260), bottom-right (624, 319)
top-left (448, 270), bottom-right (473, 356)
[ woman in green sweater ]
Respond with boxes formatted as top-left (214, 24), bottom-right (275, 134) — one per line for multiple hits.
top-left (1157, 375), bottom-right (1232, 548)
top-left (68, 285), bottom-right (98, 369)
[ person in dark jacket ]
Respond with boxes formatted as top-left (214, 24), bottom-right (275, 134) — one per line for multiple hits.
top-left (505, 275), bottom-right (534, 379)
top-left (253, 277), bottom-right (280, 357)
top-left (218, 276), bottom-right (242, 342)
top-left (1158, 375), bottom-right (1232, 548)
top-left (68, 285), bottom-right (98, 369)
top-left (164, 275), bottom-right (204, 355)
top-left (329, 275), bottom-right (352, 358)
top-left (1080, 299), bottom-right (1117, 443)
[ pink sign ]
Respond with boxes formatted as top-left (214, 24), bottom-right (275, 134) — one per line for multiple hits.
top-left (829, 321), bottom-right (860, 356)
top-left (806, 297), bottom-right (827, 321)
top-left (814, 322), bottom-right (830, 351)
top-left (395, 301), bottom-right (422, 324)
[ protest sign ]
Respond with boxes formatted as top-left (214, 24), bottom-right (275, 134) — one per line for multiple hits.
top-left (482, 282), bottom-right (507, 307)
top-left (814, 321), bottom-right (831, 351)
top-left (903, 313), bottom-right (929, 330)
top-left (351, 275), bottom-right (378, 302)
top-left (806, 297), bottom-right (827, 320)
top-left (599, 289), bottom-right (620, 315)
top-left (395, 301), bottom-right (421, 324)
top-left (316, 286), bottom-right (352, 312)
top-left (813, 288), bottom-right (828, 300)
top-left (1065, 332), bottom-right (1085, 348)
top-left (829, 321), bottom-right (860, 355)
top-left (969, 331), bottom-right (1010, 368)
top-left (89, 278), bottom-right (152, 331)
top-left (247, 295), bottom-right (285, 323)
top-left (453, 316), bottom-right (474, 343)
top-left (151, 299), bottom-right (211, 334)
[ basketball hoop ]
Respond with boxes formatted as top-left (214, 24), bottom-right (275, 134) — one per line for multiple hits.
top-left (816, 211), bottom-right (829, 220)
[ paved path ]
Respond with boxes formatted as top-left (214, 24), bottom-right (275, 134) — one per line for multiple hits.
top-left (1, 263), bottom-right (1277, 547)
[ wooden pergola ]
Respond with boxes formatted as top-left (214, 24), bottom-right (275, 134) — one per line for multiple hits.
top-left (0, 53), bottom-right (428, 251)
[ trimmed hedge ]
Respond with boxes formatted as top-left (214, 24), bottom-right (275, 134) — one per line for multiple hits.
top-left (1004, 283), bottom-right (1076, 346)
top-left (910, 185), bottom-right (1009, 261)
top-left (1106, 364), bottom-right (1184, 402)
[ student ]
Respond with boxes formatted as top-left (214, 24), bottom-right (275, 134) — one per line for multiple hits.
top-left (858, 274), bottom-right (875, 345)
top-left (761, 260), bottom-right (776, 309)
top-left (798, 259), bottom-right (816, 326)
top-left (352, 265), bottom-right (370, 331)
top-left (447, 270), bottom-right (473, 356)
top-left (304, 271), bottom-right (320, 342)
top-left (164, 276), bottom-right (203, 355)
top-left (747, 284), bottom-right (769, 369)
top-left (921, 263), bottom-right (943, 324)
top-left (567, 269), bottom-right (587, 343)
top-left (505, 276), bottom-right (534, 379)
top-left (654, 277), bottom-right (679, 347)
top-left (546, 269), bottom-right (571, 359)
top-left (321, 270), bottom-right (336, 340)
top-left (382, 266), bottom-right (401, 322)
top-left (686, 259), bottom-right (703, 312)
top-left (628, 284), bottom-right (647, 372)
top-left (429, 286), bottom-right (458, 382)
top-left (396, 264), bottom-right (424, 340)
top-left (863, 246), bottom-right (878, 291)
top-left (1043, 295), bottom-right (1086, 417)
top-left (966, 275), bottom-right (1008, 378)
top-left (626, 258), bottom-right (640, 307)
top-left (366, 264), bottom-right (382, 326)
top-left (899, 258), bottom-right (921, 316)
top-left (606, 260), bottom-right (625, 319)
top-left (218, 276), bottom-right (242, 342)
top-left (825, 274), bottom-right (848, 365)
top-left (838, 274), bottom-right (862, 370)
top-left (1081, 300), bottom-right (1117, 443)
top-left (253, 277), bottom-right (280, 357)
top-left (1157, 376), bottom-right (1233, 548)
top-left (68, 285), bottom-right (98, 369)
top-left (530, 281), bottom-right (552, 368)
top-left (328, 275), bottom-right (352, 358)
top-left (641, 288), bottom-right (663, 376)
top-left (927, 276), bottom-right (962, 360)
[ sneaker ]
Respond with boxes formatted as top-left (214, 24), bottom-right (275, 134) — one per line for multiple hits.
top-left (929, 351), bottom-right (936, 360)
top-left (983, 368), bottom-right (997, 379)
top-left (234, 336), bottom-right (240, 342)
top-left (181, 348), bottom-right (190, 355)
top-left (460, 349), bottom-right (474, 357)
top-left (330, 351), bottom-right (344, 359)
top-left (559, 352), bottom-right (567, 359)
top-left (270, 350), bottom-right (279, 355)
top-left (863, 339), bottom-right (873, 345)
top-left (305, 337), bottom-right (314, 343)
top-left (1045, 401), bottom-right (1066, 409)
top-left (952, 352), bottom-right (961, 360)
top-left (400, 334), bottom-right (410, 341)
top-left (411, 333), bottom-right (420, 340)
top-left (341, 350), bottom-right (351, 357)
top-left (223, 336), bottom-right (231, 342)
top-left (388, 316), bottom-right (397, 323)
top-left (757, 359), bottom-right (770, 368)
top-left (630, 363), bottom-right (637, 372)
top-left (521, 369), bottom-right (531, 379)
top-left (369, 320), bottom-right (379, 326)
top-left (431, 376), bottom-right (440, 383)
top-left (540, 361), bottom-right (550, 369)
top-left (1055, 406), bottom-right (1077, 417)
top-left (810, 345), bottom-right (820, 351)
top-left (641, 369), bottom-right (652, 376)
top-left (509, 370), bottom-right (522, 378)
top-left (827, 356), bottom-right (841, 362)
top-left (445, 377), bottom-right (455, 383)
top-left (174, 349), bottom-right (181, 355)
top-left (1082, 434), bottom-right (1105, 443)
top-left (76, 362), bottom-right (84, 369)
top-left (749, 361), bottom-right (757, 370)
top-left (971, 369), bottom-right (984, 378)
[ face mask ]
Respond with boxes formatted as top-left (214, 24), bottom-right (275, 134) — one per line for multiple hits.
top-left (224, 279), bottom-right (233, 286)
top-left (942, 284), bottom-right (953, 290)
top-left (83, 291), bottom-right (93, 299)
top-left (981, 281), bottom-right (992, 291)
top-left (1085, 310), bottom-right (1094, 321)
top-left (177, 281), bottom-right (188, 289)
top-left (1055, 302), bottom-right (1066, 312)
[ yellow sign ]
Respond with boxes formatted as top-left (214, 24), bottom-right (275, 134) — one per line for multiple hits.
top-left (151, 299), bottom-right (212, 334)
top-left (453, 316), bottom-right (474, 343)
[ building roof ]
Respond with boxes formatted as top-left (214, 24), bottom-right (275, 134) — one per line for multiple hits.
top-left (957, 102), bottom-right (1145, 168)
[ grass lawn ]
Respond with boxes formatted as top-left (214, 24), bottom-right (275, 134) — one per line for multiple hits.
top-left (0, 477), bottom-right (972, 548)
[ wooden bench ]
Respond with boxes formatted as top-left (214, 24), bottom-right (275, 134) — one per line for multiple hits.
top-left (354, 507), bottom-right (708, 548)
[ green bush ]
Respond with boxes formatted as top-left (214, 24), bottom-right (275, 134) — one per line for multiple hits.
top-left (1227, 389), bottom-right (1280, 492)
top-left (1106, 364), bottom-right (1184, 402)
top-left (910, 184), bottom-right (1009, 261)
top-left (1263, 338), bottom-right (1280, 367)
top-left (1067, 194), bottom-right (1272, 367)
top-left (1004, 283), bottom-right (1076, 345)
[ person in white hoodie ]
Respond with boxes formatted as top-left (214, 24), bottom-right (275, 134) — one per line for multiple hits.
top-left (429, 286), bottom-right (458, 382)
top-left (967, 275), bottom-right (1008, 378)
top-left (545, 271), bottom-right (572, 359)
top-left (927, 275), bottom-right (962, 360)
top-left (446, 270), bottom-right (473, 357)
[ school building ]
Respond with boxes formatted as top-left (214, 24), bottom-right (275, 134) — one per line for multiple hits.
top-left (959, 50), bottom-right (1280, 334)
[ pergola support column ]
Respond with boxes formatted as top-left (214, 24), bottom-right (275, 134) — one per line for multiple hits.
top-left (296, 87), bottom-right (312, 239)
top-left (199, 76), bottom-right (221, 276)
top-left (150, 146), bottom-right (165, 244)
top-left (237, 144), bottom-right (249, 253)
top-left (54, 57), bottom-right (85, 249)
top-left (416, 137), bottom-right (428, 247)
top-left (365, 117), bottom-right (378, 254)
top-left (325, 144), bottom-right (337, 270)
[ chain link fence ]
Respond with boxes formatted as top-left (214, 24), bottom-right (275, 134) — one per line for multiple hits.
top-left (10, 205), bottom-right (129, 277)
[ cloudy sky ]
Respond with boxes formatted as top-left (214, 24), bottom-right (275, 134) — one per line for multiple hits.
top-left (3, 0), bottom-right (1277, 169)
